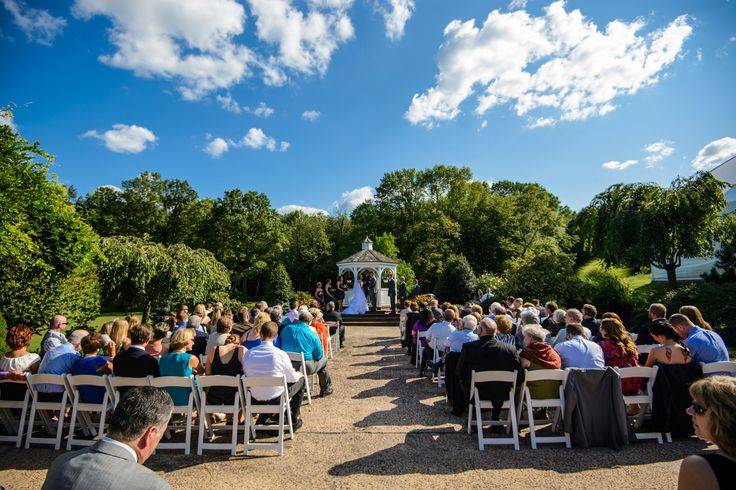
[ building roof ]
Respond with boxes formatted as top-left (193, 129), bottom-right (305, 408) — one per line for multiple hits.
top-left (336, 248), bottom-right (398, 265)
top-left (710, 155), bottom-right (736, 186)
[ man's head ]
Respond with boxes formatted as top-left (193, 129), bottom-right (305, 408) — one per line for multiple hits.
top-left (462, 315), bottom-right (478, 331)
top-left (270, 305), bottom-right (283, 323)
top-left (326, 301), bottom-right (335, 312)
top-left (299, 311), bottom-right (314, 324)
top-left (478, 317), bottom-right (498, 337)
top-left (107, 386), bottom-right (173, 464)
top-left (129, 324), bottom-right (152, 346)
top-left (51, 315), bottom-right (68, 332)
top-left (400, 275), bottom-right (405, 281)
top-left (443, 309), bottom-right (456, 322)
top-left (581, 304), bottom-right (597, 319)
top-left (649, 303), bottom-right (667, 320)
top-left (566, 323), bottom-right (585, 340)
top-left (669, 313), bottom-right (695, 339)
top-left (290, 300), bottom-right (299, 310)
top-left (68, 329), bottom-right (89, 351)
top-left (259, 321), bottom-right (279, 341)
top-left (520, 308), bottom-right (540, 326)
top-left (564, 308), bottom-right (583, 325)
top-left (545, 301), bottom-right (558, 316)
top-left (188, 315), bottom-right (202, 329)
top-left (177, 310), bottom-right (189, 324)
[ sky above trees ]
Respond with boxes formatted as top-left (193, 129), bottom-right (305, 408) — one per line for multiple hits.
top-left (2, 0), bottom-right (735, 212)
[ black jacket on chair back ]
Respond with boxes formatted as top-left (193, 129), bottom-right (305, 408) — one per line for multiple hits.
top-left (112, 347), bottom-right (161, 378)
top-left (456, 335), bottom-right (520, 402)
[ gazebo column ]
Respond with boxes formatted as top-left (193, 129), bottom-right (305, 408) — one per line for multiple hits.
top-left (376, 267), bottom-right (385, 308)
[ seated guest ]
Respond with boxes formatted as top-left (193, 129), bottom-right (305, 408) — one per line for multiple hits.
top-left (39, 315), bottom-right (68, 359)
top-left (581, 304), bottom-right (601, 340)
top-left (322, 301), bottom-right (345, 348)
top-left (645, 321), bottom-right (692, 367)
top-left (278, 311), bottom-right (333, 397)
top-left (113, 325), bottom-right (161, 379)
top-left (635, 303), bottom-right (668, 346)
top-left (555, 324), bottom-right (604, 369)
top-left (71, 333), bottom-right (111, 404)
top-left (427, 309), bottom-right (457, 354)
top-left (678, 376), bottom-right (736, 490)
top-left (42, 386), bottom-right (173, 490)
top-left (308, 307), bottom-right (330, 355)
top-left (285, 300), bottom-right (300, 323)
top-left (515, 308), bottom-right (541, 348)
top-left (0, 325), bottom-right (40, 400)
top-left (207, 316), bottom-right (233, 356)
top-left (551, 309), bottom-right (591, 346)
top-left (242, 312), bottom-right (268, 349)
top-left (37, 330), bottom-right (87, 401)
top-left (520, 325), bottom-right (562, 399)
top-left (145, 324), bottom-right (169, 359)
top-left (412, 308), bottom-right (435, 373)
top-left (159, 328), bottom-right (204, 406)
top-left (598, 318), bottom-right (640, 395)
top-left (110, 318), bottom-right (131, 353)
top-left (670, 313), bottom-right (729, 364)
top-left (679, 305), bottom-right (713, 331)
top-left (244, 322), bottom-right (306, 430)
top-left (494, 315), bottom-right (516, 348)
top-left (540, 302), bottom-right (559, 330)
top-left (399, 300), bottom-right (411, 342)
top-left (545, 309), bottom-right (567, 339)
top-left (453, 318), bottom-right (520, 417)
top-left (174, 310), bottom-right (189, 332)
top-left (446, 315), bottom-right (479, 354)
top-left (205, 334), bottom-right (245, 405)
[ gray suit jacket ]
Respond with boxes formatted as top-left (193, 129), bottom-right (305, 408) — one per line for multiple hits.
top-left (42, 439), bottom-right (171, 490)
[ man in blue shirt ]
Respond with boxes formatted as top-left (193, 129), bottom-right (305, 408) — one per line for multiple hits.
top-left (278, 310), bottom-right (333, 396)
top-left (37, 329), bottom-right (87, 401)
top-left (670, 313), bottom-right (730, 364)
top-left (554, 324), bottom-right (605, 369)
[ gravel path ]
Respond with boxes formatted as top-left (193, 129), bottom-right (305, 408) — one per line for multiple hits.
top-left (0, 326), bottom-right (707, 489)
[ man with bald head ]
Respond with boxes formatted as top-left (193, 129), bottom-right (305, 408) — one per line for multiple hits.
top-left (40, 315), bottom-right (69, 359)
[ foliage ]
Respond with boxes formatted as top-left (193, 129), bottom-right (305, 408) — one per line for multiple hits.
top-left (434, 254), bottom-right (478, 304)
top-left (662, 282), bottom-right (736, 346)
top-left (412, 294), bottom-right (435, 306)
top-left (293, 291), bottom-right (315, 306)
top-left (0, 113), bottom-right (101, 331)
top-left (477, 273), bottom-right (506, 295)
top-left (397, 260), bottom-right (415, 287)
top-left (373, 232), bottom-right (400, 259)
top-left (580, 173), bottom-right (727, 287)
top-left (500, 250), bottom-right (578, 304)
top-left (715, 212), bottom-right (736, 276)
top-left (579, 269), bottom-right (640, 318)
top-left (281, 211), bottom-right (333, 291)
top-left (265, 263), bottom-right (293, 304)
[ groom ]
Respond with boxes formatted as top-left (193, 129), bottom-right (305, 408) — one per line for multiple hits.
top-left (366, 273), bottom-right (377, 311)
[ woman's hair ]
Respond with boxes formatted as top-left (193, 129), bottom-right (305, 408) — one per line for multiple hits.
top-left (110, 319), bottom-right (130, 347)
top-left (689, 376), bottom-right (736, 458)
top-left (125, 315), bottom-right (139, 328)
top-left (169, 328), bottom-right (195, 352)
top-left (495, 315), bottom-right (513, 334)
top-left (99, 321), bottom-right (114, 335)
top-left (418, 308), bottom-right (434, 327)
top-left (523, 325), bottom-right (547, 342)
top-left (679, 305), bottom-right (712, 330)
top-left (599, 318), bottom-right (637, 357)
top-left (224, 334), bottom-right (240, 346)
top-left (216, 316), bottom-right (234, 334)
top-left (601, 312), bottom-right (621, 321)
top-left (210, 308), bottom-right (222, 330)
top-left (5, 325), bottom-right (32, 350)
top-left (81, 333), bottom-right (106, 355)
top-left (251, 312), bottom-right (270, 335)
top-left (648, 320), bottom-right (690, 355)
top-left (520, 308), bottom-right (540, 326)
top-left (193, 303), bottom-right (207, 317)
top-left (151, 324), bottom-right (169, 341)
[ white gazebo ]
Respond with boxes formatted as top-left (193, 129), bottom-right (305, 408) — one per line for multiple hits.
top-left (336, 237), bottom-right (398, 309)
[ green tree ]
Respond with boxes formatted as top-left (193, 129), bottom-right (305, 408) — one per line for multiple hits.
top-left (501, 250), bottom-right (579, 302)
top-left (373, 232), bottom-right (400, 259)
top-left (0, 113), bottom-right (101, 330)
top-left (433, 254), bottom-right (477, 304)
top-left (280, 211), bottom-right (333, 291)
top-left (716, 212), bottom-right (736, 275)
top-left (265, 263), bottom-right (293, 304)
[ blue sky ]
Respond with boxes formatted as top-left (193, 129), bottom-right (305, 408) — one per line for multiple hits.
top-left (2, 0), bottom-right (735, 213)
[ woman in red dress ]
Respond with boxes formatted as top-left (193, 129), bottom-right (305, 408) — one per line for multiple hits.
top-left (599, 318), bottom-right (640, 395)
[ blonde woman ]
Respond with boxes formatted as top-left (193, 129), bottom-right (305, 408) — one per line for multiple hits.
top-left (194, 303), bottom-right (211, 328)
top-left (679, 305), bottom-right (713, 331)
top-left (159, 328), bottom-right (203, 406)
top-left (241, 312), bottom-right (269, 349)
top-left (109, 319), bottom-right (130, 354)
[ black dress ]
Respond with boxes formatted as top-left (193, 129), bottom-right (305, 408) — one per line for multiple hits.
top-left (206, 347), bottom-right (242, 405)
top-left (700, 453), bottom-right (735, 489)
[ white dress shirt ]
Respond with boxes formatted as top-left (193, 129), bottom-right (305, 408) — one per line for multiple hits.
top-left (426, 321), bottom-right (456, 350)
top-left (101, 436), bottom-right (138, 462)
top-left (243, 341), bottom-right (301, 401)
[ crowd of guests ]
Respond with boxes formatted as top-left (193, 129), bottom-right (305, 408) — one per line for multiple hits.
top-left (1, 299), bottom-right (345, 440)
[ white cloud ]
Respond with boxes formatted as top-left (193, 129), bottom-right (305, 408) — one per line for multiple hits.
top-left (2, 0), bottom-right (66, 46)
top-left (332, 186), bottom-right (375, 213)
top-left (691, 137), bottom-right (736, 171)
top-left (216, 93), bottom-right (242, 114)
top-left (602, 159), bottom-right (638, 170)
top-left (480, 120), bottom-right (488, 129)
top-left (242, 127), bottom-right (277, 151)
top-left (82, 124), bottom-right (157, 153)
top-left (277, 204), bottom-right (328, 215)
top-left (279, 141), bottom-right (290, 152)
top-left (405, 1), bottom-right (692, 128)
top-left (696, 48), bottom-right (703, 62)
top-left (642, 140), bottom-right (675, 166)
top-left (529, 117), bottom-right (555, 128)
top-left (508, 0), bottom-right (528, 10)
top-left (98, 184), bottom-right (123, 193)
top-left (375, 0), bottom-right (415, 41)
top-left (204, 137), bottom-right (229, 158)
top-left (301, 109), bottom-right (321, 122)
top-left (0, 111), bottom-right (17, 131)
top-left (250, 101), bottom-right (275, 118)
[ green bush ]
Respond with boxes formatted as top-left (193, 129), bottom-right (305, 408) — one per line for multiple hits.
top-left (501, 250), bottom-right (578, 303)
top-left (265, 263), bottom-right (293, 304)
top-left (293, 291), bottom-right (315, 306)
top-left (433, 254), bottom-right (477, 304)
top-left (662, 282), bottom-right (736, 346)
top-left (580, 269), bottom-right (640, 318)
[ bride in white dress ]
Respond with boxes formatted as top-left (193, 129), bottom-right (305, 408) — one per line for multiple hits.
top-left (342, 279), bottom-right (368, 315)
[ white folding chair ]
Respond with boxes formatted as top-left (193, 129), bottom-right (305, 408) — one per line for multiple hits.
top-left (416, 331), bottom-right (429, 370)
top-left (0, 379), bottom-right (31, 447)
top-left (636, 344), bottom-right (659, 356)
top-left (326, 321), bottom-right (341, 357)
top-left (431, 342), bottom-right (445, 388)
top-left (150, 376), bottom-right (195, 455)
top-left (616, 366), bottom-right (663, 444)
top-left (286, 352), bottom-right (312, 405)
top-left (196, 375), bottom-right (241, 455)
top-left (517, 369), bottom-right (570, 449)
top-left (466, 370), bottom-right (520, 450)
top-left (105, 376), bottom-right (152, 407)
top-left (701, 361), bottom-right (736, 377)
top-left (24, 374), bottom-right (68, 449)
top-left (241, 375), bottom-right (293, 456)
top-left (64, 374), bottom-right (112, 450)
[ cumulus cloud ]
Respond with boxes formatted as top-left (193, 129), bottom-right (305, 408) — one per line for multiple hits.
top-left (301, 110), bottom-right (321, 122)
top-left (332, 186), bottom-right (375, 213)
top-left (692, 137), bottom-right (736, 171)
top-left (375, 0), bottom-right (415, 41)
top-left (602, 159), bottom-right (638, 170)
top-left (2, 0), bottom-right (66, 46)
top-left (405, 1), bottom-right (692, 128)
top-left (204, 137), bottom-right (230, 158)
top-left (98, 184), bottom-right (123, 193)
top-left (276, 204), bottom-right (328, 215)
top-left (642, 140), bottom-right (675, 167)
top-left (242, 127), bottom-right (277, 151)
top-left (82, 124), bottom-right (157, 153)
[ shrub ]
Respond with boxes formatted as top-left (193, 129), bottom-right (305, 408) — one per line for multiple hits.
top-left (433, 254), bottom-right (478, 304)
top-left (580, 269), bottom-right (639, 318)
top-left (265, 263), bottom-right (293, 304)
top-left (397, 260), bottom-right (415, 288)
top-left (412, 294), bottom-right (435, 306)
top-left (662, 282), bottom-right (736, 346)
top-left (293, 291), bottom-right (315, 306)
top-left (501, 250), bottom-right (578, 303)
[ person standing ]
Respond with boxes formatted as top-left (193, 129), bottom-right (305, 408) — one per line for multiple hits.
top-left (387, 273), bottom-right (397, 314)
top-left (409, 279), bottom-right (421, 299)
top-left (397, 276), bottom-right (408, 305)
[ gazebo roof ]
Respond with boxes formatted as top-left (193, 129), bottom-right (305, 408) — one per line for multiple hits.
top-left (336, 248), bottom-right (398, 265)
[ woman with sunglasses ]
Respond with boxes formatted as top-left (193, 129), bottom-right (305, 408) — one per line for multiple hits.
top-left (678, 376), bottom-right (736, 489)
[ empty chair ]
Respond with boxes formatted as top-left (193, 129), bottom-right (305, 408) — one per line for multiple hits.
top-left (616, 366), bottom-right (662, 443)
top-left (196, 375), bottom-right (241, 455)
top-left (518, 369), bottom-right (570, 449)
top-left (64, 374), bottom-right (112, 450)
top-left (150, 376), bottom-right (195, 455)
top-left (24, 374), bottom-right (69, 449)
top-left (0, 379), bottom-right (31, 447)
top-left (466, 370), bottom-right (520, 451)
top-left (700, 361), bottom-right (736, 377)
top-left (285, 351), bottom-right (313, 405)
top-left (105, 376), bottom-right (152, 407)
top-left (325, 321), bottom-right (340, 358)
top-left (241, 375), bottom-right (293, 456)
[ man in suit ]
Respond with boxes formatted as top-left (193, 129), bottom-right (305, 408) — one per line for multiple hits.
top-left (367, 273), bottom-right (378, 311)
top-left (323, 301), bottom-right (345, 348)
top-left (581, 304), bottom-right (601, 340)
top-left (397, 275), bottom-right (408, 305)
top-left (409, 279), bottom-right (421, 298)
top-left (635, 303), bottom-right (667, 346)
top-left (387, 273), bottom-right (397, 314)
top-left (42, 386), bottom-right (172, 489)
top-left (453, 317), bottom-right (520, 417)
top-left (113, 324), bottom-right (161, 380)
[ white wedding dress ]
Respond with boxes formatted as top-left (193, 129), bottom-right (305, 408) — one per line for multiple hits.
top-left (342, 281), bottom-right (368, 315)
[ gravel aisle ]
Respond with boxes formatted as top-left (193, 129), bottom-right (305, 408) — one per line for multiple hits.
top-left (0, 325), bottom-right (707, 489)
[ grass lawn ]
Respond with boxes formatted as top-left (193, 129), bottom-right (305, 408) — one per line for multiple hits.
top-left (28, 310), bottom-right (143, 353)
top-left (577, 259), bottom-right (652, 290)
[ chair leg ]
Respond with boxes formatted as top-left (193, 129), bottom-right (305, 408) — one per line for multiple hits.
top-left (277, 406), bottom-right (285, 456)
top-left (243, 403), bottom-right (252, 455)
top-left (24, 400), bottom-right (37, 449)
top-left (67, 403), bottom-right (79, 450)
top-left (184, 410), bottom-right (192, 455)
top-left (16, 396), bottom-right (29, 448)
top-left (197, 407), bottom-right (205, 456)
top-left (230, 399), bottom-right (239, 456)
top-left (98, 407), bottom-right (107, 442)
top-left (467, 402), bottom-right (473, 434)
top-left (475, 398), bottom-right (484, 451)
top-left (54, 405), bottom-right (65, 450)
top-left (286, 400), bottom-right (294, 440)
top-left (509, 401), bottom-right (520, 451)
top-left (527, 396), bottom-right (537, 450)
